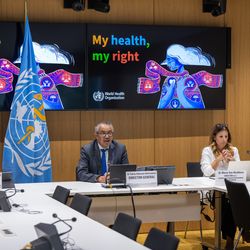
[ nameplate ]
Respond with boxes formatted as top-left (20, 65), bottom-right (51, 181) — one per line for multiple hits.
top-left (215, 170), bottom-right (247, 185)
top-left (126, 171), bottom-right (157, 187)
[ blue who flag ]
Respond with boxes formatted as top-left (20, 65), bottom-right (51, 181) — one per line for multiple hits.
top-left (2, 17), bottom-right (52, 183)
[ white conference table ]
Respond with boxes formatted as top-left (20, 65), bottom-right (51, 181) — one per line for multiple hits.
top-left (15, 177), bottom-right (214, 226)
top-left (0, 188), bottom-right (149, 250)
top-left (3, 177), bottom-right (249, 250)
top-left (0, 177), bottom-right (212, 250)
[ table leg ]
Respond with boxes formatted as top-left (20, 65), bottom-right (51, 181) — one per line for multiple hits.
top-left (201, 190), bottom-right (222, 250)
top-left (166, 222), bottom-right (175, 235)
top-left (214, 190), bottom-right (222, 250)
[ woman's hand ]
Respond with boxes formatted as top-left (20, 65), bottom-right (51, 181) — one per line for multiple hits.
top-left (222, 149), bottom-right (234, 162)
top-left (217, 153), bottom-right (225, 161)
top-left (212, 153), bottom-right (224, 170)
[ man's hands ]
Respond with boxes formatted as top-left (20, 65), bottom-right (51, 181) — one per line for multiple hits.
top-left (97, 176), bottom-right (106, 183)
top-left (97, 172), bottom-right (110, 183)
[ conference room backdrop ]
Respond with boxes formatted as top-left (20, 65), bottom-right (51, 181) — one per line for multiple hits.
top-left (0, 0), bottom-right (249, 185)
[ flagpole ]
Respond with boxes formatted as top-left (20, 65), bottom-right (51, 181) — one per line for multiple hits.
top-left (24, 0), bottom-right (28, 20)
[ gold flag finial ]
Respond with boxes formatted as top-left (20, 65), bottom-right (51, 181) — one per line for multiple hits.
top-left (24, 0), bottom-right (28, 20)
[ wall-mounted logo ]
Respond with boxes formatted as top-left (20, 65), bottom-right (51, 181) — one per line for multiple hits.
top-left (93, 91), bottom-right (104, 101)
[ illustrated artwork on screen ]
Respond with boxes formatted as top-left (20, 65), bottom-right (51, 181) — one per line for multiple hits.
top-left (137, 44), bottom-right (223, 109)
top-left (0, 42), bottom-right (83, 110)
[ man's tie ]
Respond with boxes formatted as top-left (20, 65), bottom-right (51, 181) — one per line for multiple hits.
top-left (101, 149), bottom-right (108, 175)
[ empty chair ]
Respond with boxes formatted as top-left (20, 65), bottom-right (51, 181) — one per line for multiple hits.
top-left (186, 162), bottom-right (203, 177)
top-left (52, 185), bottom-right (70, 204)
top-left (70, 193), bottom-right (92, 216)
top-left (225, 179), bottom-right (250, 249)
top-left (112, 212), bottom-right (142, 241)
top-left (144, 227), bottom-right (179, 250)
top-left (184, 162), bottom-right (203, 240)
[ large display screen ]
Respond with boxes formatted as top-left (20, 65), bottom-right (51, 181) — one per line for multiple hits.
top-left (88, 24), bottom-right (228, 110)
top-left (0, 22), bottom-right (230, 110)
top-left (0, 22), bottom-right (86, 110)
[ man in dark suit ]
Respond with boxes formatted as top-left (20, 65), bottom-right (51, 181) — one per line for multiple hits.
top-left (76, 121), bottom-right (129, 183)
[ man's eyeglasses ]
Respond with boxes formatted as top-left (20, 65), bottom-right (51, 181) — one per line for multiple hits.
top-left (97, 131), bottom-right (113, 137)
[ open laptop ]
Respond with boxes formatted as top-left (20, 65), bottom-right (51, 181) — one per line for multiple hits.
top-left (143, 166), bottom-right (176, 185)
top-left (228, 161), bottom-right (250, 181)
top-left (102, 164), bottom-right (137, 188)
top-left (2, 172), bottom-right (15, 189)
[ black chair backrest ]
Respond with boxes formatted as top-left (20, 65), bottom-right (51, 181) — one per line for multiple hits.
top-left (70, 193), bottom-right (92, 216)
top-left (186, 162), bottom-right (203, 177)
top-left (224, 179), bottom-right (250, 229)
top-left (52, 185), bottom-right (70, 204)
top-left (112, 212), bottom-right (142, 241)
top-left (144, 228), bottom-right (179, 250)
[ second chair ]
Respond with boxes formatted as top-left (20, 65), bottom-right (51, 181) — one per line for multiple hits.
top-left (52, 185), bottom-right (70, 204)
top-left (69, 193), bottom-right (92, 216)
top-left (112, 212), bottom-right (142, 241)
top-left (144, 227), bottom-right (179, 250)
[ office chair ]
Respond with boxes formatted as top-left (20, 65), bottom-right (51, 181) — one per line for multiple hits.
top-left (69, 193), bottom-right (92, 216)
top-left (225, 179), bottom-right (250, 249)
top-left (184, 162), bottom-right (203, 240)
top-left (52, 185), bottom-right (70, 204)
top-left (112, 212), bottom-right (142, 241)
top-left (186, 162), bottom-right (203, 177)
top-left (144, 227), bottom-right (179, 250)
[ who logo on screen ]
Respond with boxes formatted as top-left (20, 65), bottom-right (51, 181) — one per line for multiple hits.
top-left (93, 91), bottom-right (104, 101)
top-left (2, 17), bottom-right (52, 183)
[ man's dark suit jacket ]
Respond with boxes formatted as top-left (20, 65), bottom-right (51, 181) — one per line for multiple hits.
top-left (76, 139), bottom-right (129, 182)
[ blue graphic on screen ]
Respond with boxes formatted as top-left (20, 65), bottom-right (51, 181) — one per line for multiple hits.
top-left (137, 44), bottom-right (223, 109)
top-left (0, 42), bottom-right (83, 110)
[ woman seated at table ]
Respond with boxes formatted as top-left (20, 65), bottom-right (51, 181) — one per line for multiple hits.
top-left (200, 123), bottom-right (240, 250)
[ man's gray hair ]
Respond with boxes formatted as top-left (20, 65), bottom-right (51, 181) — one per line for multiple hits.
top-left (95, 121), bottom-right (114, 133)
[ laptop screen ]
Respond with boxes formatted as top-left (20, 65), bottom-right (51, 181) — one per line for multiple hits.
top-left (144, 166), bottom-right (176, 185)
top-left (228, 161), bottom-right (250, 181)
top-left (108, 164), bottom-right (137, 184)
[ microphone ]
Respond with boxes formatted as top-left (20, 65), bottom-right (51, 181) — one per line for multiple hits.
top-left (52, 213), bottom-right (77, 236)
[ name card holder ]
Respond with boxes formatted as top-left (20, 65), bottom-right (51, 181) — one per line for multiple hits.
top-left (215, 170), bottom-right (247, 186)
top-left (126, 171), bottom-right (157, 187)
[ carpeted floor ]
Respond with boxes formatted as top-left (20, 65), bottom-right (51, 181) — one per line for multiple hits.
top-left (137, 230), bottom-right (250, 249)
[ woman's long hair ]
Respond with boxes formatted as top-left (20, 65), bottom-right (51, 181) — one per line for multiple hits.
top-left (209, 123), bottom-right (234, 157)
